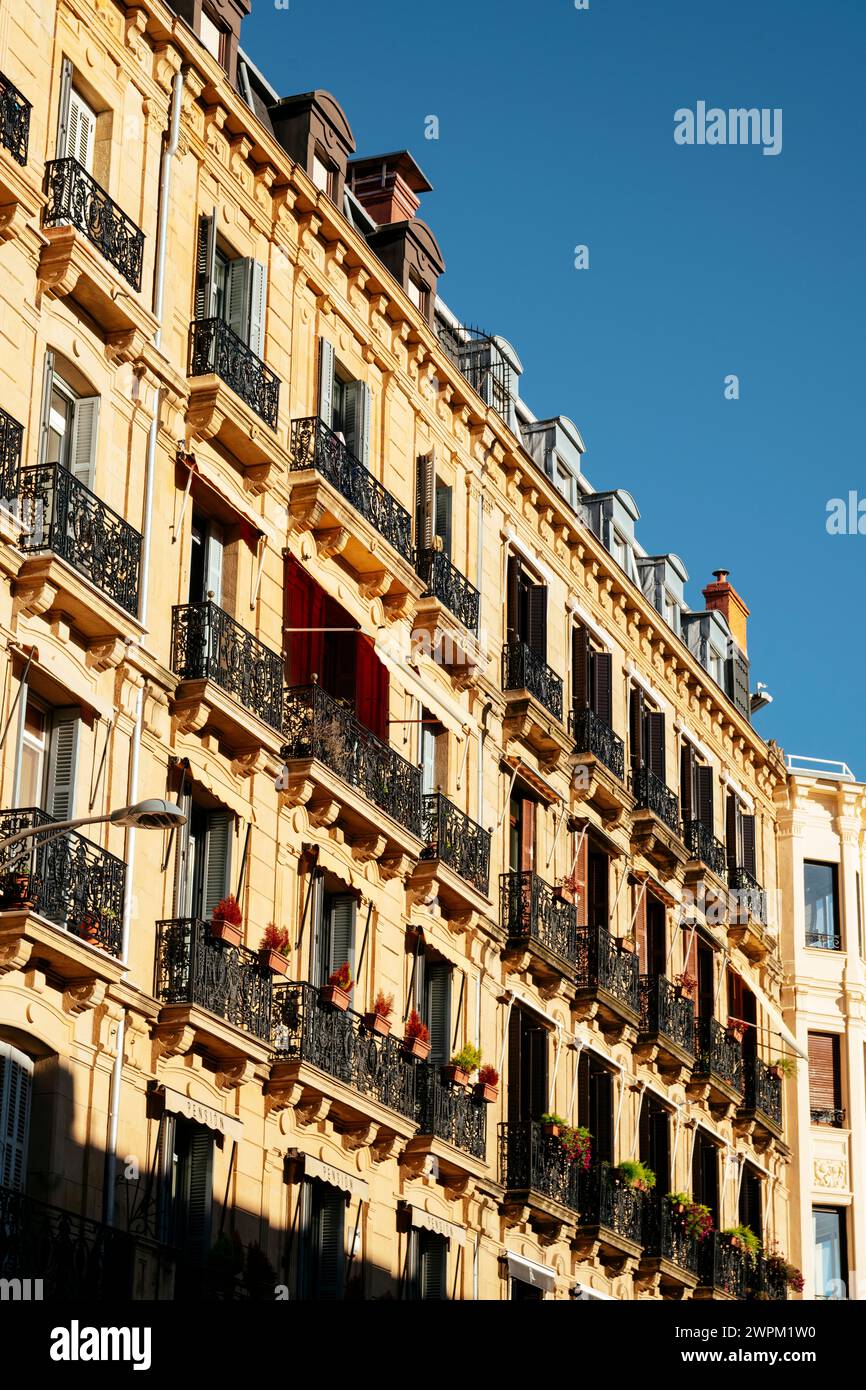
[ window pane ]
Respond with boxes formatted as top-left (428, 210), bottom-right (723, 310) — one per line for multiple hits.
top-left (813, 1208), bottom-right (846, 1298)
top-left (804, 861), bottom-right (840, 948)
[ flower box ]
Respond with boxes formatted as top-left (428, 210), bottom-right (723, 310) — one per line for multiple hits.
top-left (211, 919), bottom-right (242, 948)
top-left (542, 1122), bottom-right (561, 1139)
top-left (320, 983), bottom-right (350, 1011)
top-left (403, 1035), bottom-right (431, 1061)
top-left (442, 1064), bottom-right (470, 1087)
top-left (363, 1011), bottom-right (392, 1038)
top-left (259, 948), bottom-right (289, 975)
top-left (473, 1082), bottom-right (499, 1104)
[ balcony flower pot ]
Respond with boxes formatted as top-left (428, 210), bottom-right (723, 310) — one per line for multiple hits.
top-left (473, 1081), bottom-right (499, 1104)
top-left (363, 1010), bottom-right (392, 1038)
top-left (542, 1122), bottom-right (561, 1139)
top-left (0, 873), bottom-right (37, 910)
top-left (402, 1035), bottom-right (431, 1061)
top-left (442, 1064), bottom-right (470, 1087)
top-left (259, 948), bottom-right (289, 975)
top-left (619, 936), bottom-right (637, 954)
top-left (212, 919), bottom-right (243, 949)
top-left (320, 983), bottom-right (350, 1011)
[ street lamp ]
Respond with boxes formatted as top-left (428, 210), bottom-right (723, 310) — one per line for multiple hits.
top-left (0, 798), bottom-right (186, 871)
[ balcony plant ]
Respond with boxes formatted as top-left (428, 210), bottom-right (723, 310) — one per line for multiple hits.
top-left (259, 923), bottom-right (290, 975)
top-left (721, 1224), bottom-right (761, 1265)
top-left (363, 989), bottom-right (394, 1038)
top-left (443, 1042), bottom-right (482, 1087)
top-left (540, 1114), bottom-right (592, 1168)
top-left (614, 1159), bottom-right (656, 1193)
top-left (674, 971), bottom-right (696, 998)
top-left (321, 961), bottom-right (353, 1011)
top-left (211, 894), bottom-right (243, 948)
top-left (667, 1191), bottom-right (713, 1241)
top-left (473, 1064), bottom-right (499, 1104)
top-left (764, 1243), bottom-right (805, 1293)
top-left (767, 1055), bottom-right (797, 1080)
top-left (619, 931), bottom-right (637, 955)
top-left (726, 1016), bottom-right (747, 1043)
top-left (403, 1009), bottom-right (431, 1060)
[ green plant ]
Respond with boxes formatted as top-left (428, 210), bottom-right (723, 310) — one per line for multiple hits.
top-left (540, 1115), bottom-right (592, 1169)
top-left (450, 1043), bottom-right (482, 1073)
top-left (769, 1055), bottom-right (797, 1078)
top-left (616, 1159), bottom-right (656, 1192)
top-left (260, 923), bottom-right (289, 953)
top-left (667, 1191), bottom-right (713, 1241)
top-left (723, 1224), bottom-right (761, 1263)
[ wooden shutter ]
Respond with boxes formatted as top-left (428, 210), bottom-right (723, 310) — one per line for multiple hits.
top-left (67, 88), bottom-right (96, 171)
top-left (591, 1066), bottom-right (614, 1164)
top-left (592, 650), bottom-right (613, 727)
top-left (45, 707), bottom-right (81, 821)
top-left (572, 626), bottom-right (590, 712)
top-left (681, 927), bottom-right (697, 1001)
top-left (314, 1186), bottom-right (346, 1299)
top-left (808, 1033), bottom-right (841, 1112)
top-left (646, 712), bottom-right (665, 781)
top-left (183, 1125), bottom-right (214, 1257)
top-left (519, 798), bottom-right (535, 872)
top-left (577, 1050), bottom-right (590, 1130)
top-left (696, 764), bottom-right (714, 831)
top-left (194, 212), bottom-right (217, 320)
top-left (55, 58), bottom-right (73, 159)
top-left (317, 338), bottom-right (335, 427)
top-left (225, 257), bottom-right (251, 342)
top-left (247, 260), bottom-right (267, 358)
top-left (508, 1008), bottom-right (547, 1125)
top-left (726, 793), bottom-right (738, 874)
top-left (202, 811), bottom-right (232, 918)
top-left (0, 1043), bottom-right (32, 1191)
top-left (629, 687), bottom-right (643, 769)
top-left (327, 894), bottom-right (356, 978)
top-left (633, 881), bottom-right (648, 972)
top-left (739, 1167), bottom-right (763, 1239)
top-left (204, 522), bottom-right (224, 605)
top-left (434, 482), bottom-right (452, 557)
top-left (528, 1022), bottom-right (548, 1122)
top-left (741, 815), bottom-right (756, 877)
top-left (69, 395), bottom-right (100, 487)
top-left (425, 962), bottom-right (452, 1067)
top-left (650, 1105), bottom-right (670, 1191)
top-left (416, 451), bottom-right (434, 549)
top-left (680, 742), bottom-right (694, 822)
top-left (526, 585), bottom-right (547, 661)
top-left (419, 1231), bottom-right (447, 1300)
top-left (506, 554), bottom-right (520, 643)
top-left (698, 1136), bottom-right (719, 1223)
top-left (37, 351), bottom-right (56, 468)
top-left (726, 649), bottom-right (751, 720)
top-left (342, 380), bottom-right (371, 467)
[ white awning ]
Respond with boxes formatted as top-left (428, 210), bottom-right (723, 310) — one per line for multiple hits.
top-left (732, 960), bottom-right (808, 1059)
top-left (161, 1087), bottom-right (243, 1143)
top-left (304, 1155), bottom-right (369, 1201)
top-left (505, 1252), bottom-right (556, 1292)
top-left (573, 1281), bottom-right (618, 1301)
top-left (405, 1207), bottom-right (465, 1247)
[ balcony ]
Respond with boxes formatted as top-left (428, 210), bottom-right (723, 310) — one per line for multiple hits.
top-left (415, 548), bottom-right (479, 633)
top-left (738, 1056), bottom-right (783, 1144)
top-left (406, 1065), bottom-right (488, 1182)
top-left (695, 1231), bottom-right (748, 1301)
top-left (569, 706), bottom-right (631, 827)
top-left (573, 924), bottom-right (640, 1035)
top-left (637, 973), bottom-right (696, 1076)
top-left (413, 792), bottom-right (490, 917)
top-left (155, 918), bottom-right (273, 1064)
top-left (573, 1163), bottom-right (645, 1271)
top-left (39, 158), bottom-right (153, 338)
top-left (500, 870), bottom-right (578, 986)
top-left (728, 866), bottom-right (769, 961)
top-left (413, 547), bottom-right (484, 685)
top-left (0, 405), bottom-right (23, 501)
top-left (630, 766), bottom-right (687, 876)
top-left (269, 981), bottom-right (419, 1145)
top-left (287, 417), bottom-right (420, 605)
top-left (501, 641), bottom-right (570, 769)
top-left (171, 601), bottom-right (284, 749)
top-left (752, 1254), bottom-right (788, 1302)
top-left (498, 1121), bottom-right (580, 1234)
top-left (805, 930), bottom-right (841, 951)
top-left (0, 73), bottom-right (39, 254)
top-left (683, 819), bottom-right (729, 907)
top-left (186, 319), bottom-right (281, 483)
top-left (811, 1107), bottom-right (845, 1127)
top-left (280, 684), bottom-right (423, 863)
top-left (638, 1194), bottom-right (700, 1295)
top-left (690, 1017), bottom-right (743, 1111)
top-left (0, 72), bottom-right (31, 166)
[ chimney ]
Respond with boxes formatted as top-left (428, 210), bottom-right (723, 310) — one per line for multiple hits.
top-left (347, 151), bottom-right (432, 226)
top-left (702, 569), bottom-right (750, 654)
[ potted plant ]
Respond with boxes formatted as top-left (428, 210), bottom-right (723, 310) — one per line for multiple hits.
top-left (539, 1115), bottom-right (592, 1168)
top-left (726, 1016), bottom-right (746, 1044)
top-left (320, 961), bottom-right (353, 1010)
top-left (363, 989), bottom-right (394, 1037)
top-left (619, 932), bottom-right (637, 954)
top-left (0, 871), bottom-right (38, 910)
top-left (764, 1243), bottom-right (805, 1293)
top-left (473, 1064), bottom-right (499, 1103)
top-left (403, 1009), bottom-right (431, 1060)
top-left (211, 894), bottom-right (243, 948)
top-left (768, 1055), bottom-right (797, 1079)
top-left (722, 1223), bottom-right (761, 1265)
top-left (615, 1159), bottom-right (656, 1193)
top-left (674, 971), bottom-right (696, 998)
top-left (258, 923), bottom-right (290, 975)
top-left (540, 1111), bottom-right (565, 1139)
top-left (667, 1191), bottom-right (713, 1241)
top-left (443, 1042), bottom-right (482, 1087)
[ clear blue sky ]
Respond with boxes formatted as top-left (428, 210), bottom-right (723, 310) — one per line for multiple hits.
top-left (244, 0), bottom-right (866, 774)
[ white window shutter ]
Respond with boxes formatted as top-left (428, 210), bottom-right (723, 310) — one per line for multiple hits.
top-left (247, 259), bottom-right (267, 359)
top-left (37, 350), bottom-right (56, 468)
top-left (45, 707), bottom-right (81, 821)
top-left (204, 522), bottom-right (223, 605)
top-left (317, 338), bottom-right (335, 428)
top-left (225, 258), bottom-right (252, 343)
top-left (0, 1043), bottom-right (33, 1192)
top-left (55, 59), bottom-right (73, 158)
top-left (68, 89), bottom-right (96, 172)
top-left (202, 811), bottom-right (233, 918)
top-left (194, 211), bottom-right (218, 320)
top-left (69, 395), bottom-right (99, 487)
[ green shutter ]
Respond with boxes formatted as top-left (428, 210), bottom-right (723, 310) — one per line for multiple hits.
top-left (646, 712), bottom-right (665, 782)
top-left (425, 962), bottom-right (451, 1067)
top-left (247, 259), bottom-right (267, 358)
top-left (328, 894), bottom-right (356, 978)
top-left (592, 650), bottom-right (613, 727)
top-left (343, 380), bottom-right (371, 466)
top-left (697, 765), bottom-right (714, 831)
top-left (202, 811), bottom-right (232, 919)
top-left (434, 481), bottom-right (452, 557)
top-left (225, 257), bottom-right (252, 343)
top-left (37, 351), bottom-right (56, 468)
top-left (314, 1185), bottom-right (345, 1299)
top-left (194, 213), bottom-right (217, 320)
top-left (419, 1231), bottom-right (447, 1300)
top-left (55, 58), bottom-right (72, 159)
top-left (741, 814), bottom-right (757, 877)
top-left (317, 338), bottom-right (335, 427)
top-left (183, 1124), bottom-right (214, 1257)
top-left (0, 1043), bottom-right (32, 1192)
top-left (572, 626), bottom-right (590, 711)
top-left (45, 707), bottom-right (80, 821)
top-left (526, 585), bottom-right (547, 661)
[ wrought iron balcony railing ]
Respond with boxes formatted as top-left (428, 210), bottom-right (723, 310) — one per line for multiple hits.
top-left (0, 807), bottom-right (125, 956)
top-left (281, 683), bottom-right (422, 837)
top-left (500, 870), bottom-right (578, 967)
top-left (751, 1254), bottom-right (788, 1301)
top-left (420, 792), bottom-right (490, 895)
top-left (698, 1231), bottom-right (749, 1300)
top-left (171, 600), bottom-right (284, 732)
top-left (575, 924), bottom-right (640, 1013)
top-left (578, 1163), bottom-right (645, 1246)
top-left (501, 640), bottom-right (563, 721)
top-left (17, 462), bottom-right (142, 615)
top-left (642, 1194), bottom-right (700, 1277)
top-left (569, 705), bottom-right (625, 781)
top-left (631, 764), bottom-right (680, 834)
top-left (43, 157), bottom-right (144, 291)
top-left (498, 1121), bottom-right (580, 1213)
top-left (729, 865), bottom-right (767, 924)
top-left (289, 416), bottom-right (413, 563)
top-left (810, 1107), bottom-right (845, 1127)
top-left (692, 1016), bottom-right (744, 1094)
top-left (155, 918), bottom-right (272, 1042)
top-left (415, 547), bottom-right (480, 634)
top-left (639, 973), bottom-right (696, 1055)
top-left (742, 1055), bottom-right (783, 1129)
top-left (805, 930), bottom-right (842, 951)
top-left (188, 317), bottom-right (280, 430)
top-left (415, 1065), bottom-right (487, 1160)
top-left (682, 819), bottom-right (728, 878)
top-left (0, 404), bottom-right (23, 500)
top-left (0, 1184), bottom-right (137, 1299)
top-left (271, 981), bottom-right (417, 1122)
top-left (0, 72), bottom-right (31, 165)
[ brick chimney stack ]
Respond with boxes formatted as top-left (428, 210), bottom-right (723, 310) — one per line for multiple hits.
top-left (702, 569), bottom-right (750, 654)
top-left (347, 151), bottom-right (432, 226)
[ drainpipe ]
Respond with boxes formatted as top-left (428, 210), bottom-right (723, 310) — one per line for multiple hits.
top-left (103, 66), bottom-right (185, 1227)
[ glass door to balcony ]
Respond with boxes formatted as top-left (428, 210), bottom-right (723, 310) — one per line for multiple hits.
top-left (189, 510), bottom-right (223, 605)
top-left (174, 801), bottom-right (232, 921)
top-left (508, 1007), bottom-right (548, 1125)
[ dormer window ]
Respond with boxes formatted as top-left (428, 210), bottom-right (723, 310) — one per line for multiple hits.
top-left (311, 149), bottom-right (336, 197)
top-left (407, 275), bottom-right (428, 316)
top-left (199, 9), bottom-right (226, 64)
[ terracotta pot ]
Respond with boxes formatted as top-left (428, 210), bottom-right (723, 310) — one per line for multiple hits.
top-left (403, 1035), bottom-right (431, 1061)
top-left (320, 984), bottom-right (350, 1011)
top-left (363, 1010), bottom-right (392, 1037)
top-left (0, 874), bottom-right (36, 910)
top-left (442, 1064), bottom-right (469, 1087)
top-left (212, 919), bottom-right (242, 948)
top-left (542, 1123), bottom-right (561, 1139)
top-left (259, 948), bottom-right (289, 975)
top-left (473, 1082), bottom-right (499, 1104)
top-left (619, 937), bottom-right (636, 954)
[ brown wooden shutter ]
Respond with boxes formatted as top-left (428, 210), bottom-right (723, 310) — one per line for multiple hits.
top-left (572, 626), bottom-right (590, 711)
top-left (526, 585), bottom-right (547, 662)
top-left (697, 764), bottom-right (714, 830)
top-left (506, 555), bottom-right (519, 643)
top-left (681, 926), bottom-right (697, 1000)
top-left (520, 798), bottom-right (535, 872)
top-left (741, 815), bottom-right (756, 877)
top-left (593, 651), bottom-right (613, 727)
top-left (416, 452), bottom-right (434, 549)
top-left (808, 1033), bottom-right (841, 1112)
top-left (680, 742), bottom-right (694, 821)
top-left (591, 1066), bottom-right (614, 1165)
top-left (647, 712), bottom-right (666, 781)
top-left (726, 793), bottom-right (739, 875)
top-left (633, 880), bottom-right (648, 972)
top-left (577, 1050), bottom-right (590, 1129)
top-left (629, 687), bottom-right (644, 770)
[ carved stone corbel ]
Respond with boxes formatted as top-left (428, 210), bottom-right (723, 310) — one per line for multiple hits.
top-left (295, 1092), bottom-right (333, 1127)
top-left (151, 1024), bottom-right (196, 1062)
top-left (215, 1059), bottom-right (257, 1092)
top-left (351, 834), bottom-right (387, 864)
top-left (314, 526), bottom-right (351, 560)
top-left (278, 774), bottom-right (315, 810)
top-left (86, 638), bottom-right (128, 673)
top-left (341, 1122), bottom-right (378, 1153)
top-left (171, 700), bottom-right (211, 737)
top-left (308, 797), bottom-right (341, 829)
top-left (370, 1130), bottom-right (405, 1164)
top-left (264, 1080), bottom-right (304, 1116)
top-left (357, 571), bottom-right (390, 601)
top-left (379, 852), bottom-right (417, 883)
top-left (62, 978), bottom-right (107, 1016)
top-left (0, 930), bottom-right (32, 978)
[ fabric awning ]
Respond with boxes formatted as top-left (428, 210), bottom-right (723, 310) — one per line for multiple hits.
top-left (505, 1252), bottom-right (555, 1292)
top-left (304, 1155), bottom-right (369, 1201)
top-left (501, 754), bottom-right (560, 805)
top-left (178, 452), bottom-right (277, 546)
top-left (573, 1281), bottom-right (617, 1301)
top-left (405, 1206), bottom-right (465, 1247)
top-left (161, 1087), bottom-right (243, 1143)
top-left (730, 959), bottom-right (808, 1060)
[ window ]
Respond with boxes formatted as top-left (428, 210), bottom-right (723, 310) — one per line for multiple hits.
top-left (317, 338), bottom-right (370, 466)
top-left (725, 793), bottom-right (756, 879)
top-left (555, 460), bottom-right (576, 508)
top-left (636, 888), bottom-right (666, 976)
top-left (158, 1116), bottom-right (214, 1258)
top-left (808, 1032), bottom-right (843, 1126)
top-left (419, 711), bottom-right (446, 796)
top-left (410, 1230), bottom-right (447, 1300)
top-left (639, 1098), bottom-right (671, 1192)
top-left (507, 1007), bottom-right (548, 1126)
top-left (18, 701), bottom-right (47, 808)
top-left (419, 957), bottom-right (452, 1068)
top-left (313, 884), bottom-right (356, 988)
top-left (572, 626), bottom-right (612, 728)
top-left (174, 799), bottom-right (233, 921)
top-left (508, 793), bottom-right (536, 873)
top-left (199, 9), bottom-right (226, 64)
top-left (804, 861), bottom-right (841, 950)
top-left (739, 1165), bottom-right (763, 1240)
top-left (691, 1130), bottom-right (720, 1225)
top-left (299, 1182), bottom-right (346, 1299)
top-left (195, 214), bottom-right (268, 358)
top-left (15, 704), bottom-right (81, 820)
top-left (629, 687), bottom-right (665, 780)
top-left (407, 276), bottom-right (428, 316)
top-left (663, 591), bottom-right (680, 630)
top-left (813, 1208), bottom-right (847, 1299)
top-left (311, 151), bottom-right (336, 198)
top-left (0, 1042), bottom-right (33, 1192)
top-left (511, 1277), bottom-right (543, 1301)
top-left (583, 841), bottom-right (609, 927)
top-left (39, 353), bottom-right (99, 487)
top-left (506, 554), bottom-right (547, 659)
top-left (189, 510), bottom-right (224, 606)
top-left (680, 741), bottom-right (713, 831)
top-left (434, 479), bottom-right (452, 557)
top-left (56, 67), bottom-right (97, 170)
top-left (577, 1053), bottom-right (613, 1163)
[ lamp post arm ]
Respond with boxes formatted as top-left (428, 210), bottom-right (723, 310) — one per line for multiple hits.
top-left (0, 812), bottom-right (112, 855)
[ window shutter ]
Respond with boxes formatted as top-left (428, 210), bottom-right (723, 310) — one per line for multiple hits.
top-left (317, 338), bottom-right (335, 427)
top-left (725, 648), bottom-right (751, 721)
top-left (696, 765), bottom-right (714, 831)
top-left (309, 874), bottom-right (329, 987)
top-left (55, 58), bottom-right (73, 159)
top-left (571, 626), bottom-right (590, 712)
top-left (739, 1167), bottom-right (763, 1239)
top-left (327, 893), bottom-right (356, 978)
top-left (507, 1005), bottom-right (523, 1127)
top-left (67, 89), bottom-right (97, 172)
top-left (646, 712), bottom-right (665, 781)
top-left (591, 1066), bottom-right (614, 1165)
top-left (577, 1050), bottom-right (590, 1130)
top-left (425, 962), bottom-right (452, 1067)
top-left (314, 1186), bottom-right (345, 1299)
top-left (808, 1033), bottom-right (841, 1112)
top-left (434, 482), bottom-right (452, 557)
top-left (0, 1042), bottom-right (32, 1191)
top-left (629, 688), bottom-right (644, 770)
top-left (343, 380), bottom-right (371, 467)
top-left (45, 707), bottom-right (81, 821)
top-left (741, 815), bottom-right (756, 877)
top-left (225, 257), bottom-right (252, 343)
top-left (204, 522), bottom-right (224, 604)
top-left (419, 1231), bottom-right (447, 1300)
top-left (725, 794), bottom-right (738, 875)
top-left (415, 451), bottom-right (434, 549)
top-left (37, 351), bottom-right (56, 468)
top-left (680, 742), bottom-right (694, 822)
top-left (183, 1125), bottom-right (214, 1257)
top-left (526, 585), bottom-right (547, 662)
top-left (506, 554), bottom-right (520, 643)
top-left (699, 1138), bottom-right (719, 1223)
top-left (155, 1112), bottom-right (177, 1244)
top-left (528, 1022), bottom-right (548, 1122)
top-left (633, 881), bottom-right (648, 972)
top-left (519, 798), bottom-right (535, 873)
top-left (420, 720), bottom-right (437, 795)
top-left (202, 811), bottom-right (232, 918)
top-left (69, 395), bottom-right (100, 487)
top-left (592, 651), bottom-right (613, 727)
top-left (194, 212), bottom-right (217, 320)
top-left (247, 259), bottom-right (268, 358)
